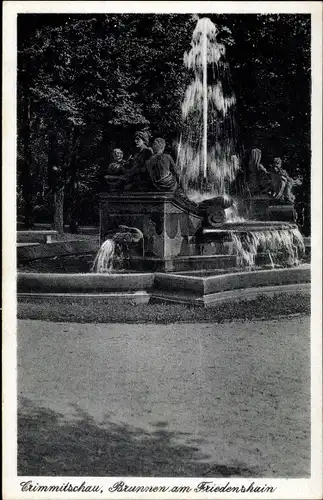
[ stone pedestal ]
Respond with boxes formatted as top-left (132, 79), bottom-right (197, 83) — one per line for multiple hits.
top-left (100, 192), bottom-right (299, 272)
top-left (247, 196), bottom-right (296, 222)
top-left (100, 192), bottom-right (204, 271)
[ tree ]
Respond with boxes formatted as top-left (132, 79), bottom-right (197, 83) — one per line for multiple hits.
top-left (18, 15), bottom-right (151, 230)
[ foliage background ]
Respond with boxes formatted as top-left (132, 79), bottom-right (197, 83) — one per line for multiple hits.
top-left (17, 13), bottom-right (311, 228)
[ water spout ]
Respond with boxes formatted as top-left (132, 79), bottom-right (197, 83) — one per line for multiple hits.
top-left (179, 17), bottom-right (239, 200)
top-left (91, 239), bottom-right (115, 273)
top-left (91, 226), bottom-right (144, 274)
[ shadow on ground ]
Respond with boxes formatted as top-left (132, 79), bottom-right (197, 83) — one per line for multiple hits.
top-left (18, 397), bottom-right (260, 477)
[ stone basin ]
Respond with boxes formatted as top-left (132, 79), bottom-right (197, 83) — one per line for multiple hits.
top-left (17, 264), bottom-right (310, 307)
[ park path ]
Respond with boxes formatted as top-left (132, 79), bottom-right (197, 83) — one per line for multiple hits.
top-left (18, 316), bottom-right (310, 477)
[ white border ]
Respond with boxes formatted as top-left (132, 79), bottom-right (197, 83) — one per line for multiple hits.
top-left (3, 2), bottom-right (322, 499)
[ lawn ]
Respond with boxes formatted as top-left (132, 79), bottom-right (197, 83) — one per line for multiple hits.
top-left (18, 292), bottom-right (310, 323)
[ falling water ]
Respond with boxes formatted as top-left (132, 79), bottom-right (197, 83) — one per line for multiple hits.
top-left (179, 17), bottom-right (240, 201)
top-left (232, 227), bottom-right (305, 269)
top-left (91, 239), bottom-right (115, 273)
top-left (225, 198), bottom-right (246, 223)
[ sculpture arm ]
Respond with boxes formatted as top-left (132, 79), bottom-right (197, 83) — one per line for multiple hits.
top-left (259, 164), bottom-right (270, 175)
top-left (274, 179), bottom-right (287, 200)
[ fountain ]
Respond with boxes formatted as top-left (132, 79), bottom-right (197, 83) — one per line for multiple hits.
top-left (17, 17), bottom-right (310, 307)
top-left (98, 17), bottom-right (305, 275)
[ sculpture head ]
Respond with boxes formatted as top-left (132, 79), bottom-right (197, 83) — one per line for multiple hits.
top-left (112, 148), bottom-right (124, 162)
top-left (273, 157), bottom-right (283, 172)
top-left (249, 148), bottom-right (262, 169)
top-left (113, 225), bottom-right (143, 244)
top-left (134, 131), bottom-right (149, 149)
top-left (152, 137), bottom-right (166, 155)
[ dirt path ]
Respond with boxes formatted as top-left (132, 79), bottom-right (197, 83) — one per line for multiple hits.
top-left (18, 316), bottom-right (310, 477)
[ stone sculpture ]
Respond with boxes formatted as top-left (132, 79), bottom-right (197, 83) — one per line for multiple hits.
top-left (125, 131), bottom-right (154, 191)
top-left (103, 148), bottom-right (130, 192)
top-left (198, 195), bottom-right (234, 226)
top-left (245, 148), bottom-right (272, 196)
top-left (92, 225), bottom-right (143, 273)
top-left (269, 157), bottom-right (302, 204)
top-left (146, 138), bottom-right (179, 192)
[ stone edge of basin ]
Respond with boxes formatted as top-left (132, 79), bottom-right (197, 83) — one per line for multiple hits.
top-left (154, 265), bottom-right (311, 295)
top-left (151, 282), bottom-right (311, 307)
top-left (17, 273), bottom-right (155, 293)
top-left (203, 266), bottom-right (311, 294)
top-left (17, 283), bottom-right (311, 307)
top-left (17, 240), bottom-right (99, 262)
top-left (17, 265), bottom-right (310, 296)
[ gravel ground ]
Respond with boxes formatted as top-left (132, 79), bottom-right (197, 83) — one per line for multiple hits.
top-left (18, 316), bottom-right (310, 477)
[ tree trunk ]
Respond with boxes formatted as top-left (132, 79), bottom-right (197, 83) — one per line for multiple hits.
top-left (21, 97), bottom-right (34, 228)
top-left (53, 187), bottom-right (64, 234)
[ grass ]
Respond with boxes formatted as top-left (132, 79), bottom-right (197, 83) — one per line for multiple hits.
top-left (18, 292), bottom-right (310, 324)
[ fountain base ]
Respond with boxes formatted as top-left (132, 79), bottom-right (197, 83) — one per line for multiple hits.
top-left (100, 192), bottom-right (204, 271)
top-left (17, 191), bottom-right (309, 307)
top-left (246, 195), bottom-right (297, 222)
top-left (99, 192), bottom-right (304, 272)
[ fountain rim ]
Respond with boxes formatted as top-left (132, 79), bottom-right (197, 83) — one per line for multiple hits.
top-left (202, 223), bottom-right (300, 235)
top-left (18, 263), bottom-right (311, 284)
top-left (17, 264), bottom-right (311, 307)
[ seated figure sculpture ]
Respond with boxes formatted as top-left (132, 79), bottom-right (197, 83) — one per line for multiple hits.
top-left (146, 138), bottom-right (179, 192)
top-left (102, 131), bottom-right (154, 192)
top-left (103, 148), bottom-right (130, 191)
top-left (245, 148), bottom-right (272, 196)
top-left (124, 130), bottom-right (154, 191)
top-left (269, 157), bottom-right (302, 204)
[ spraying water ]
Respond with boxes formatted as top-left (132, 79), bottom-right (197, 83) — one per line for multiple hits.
top-left (179, 17), bottom-right (240, 200)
